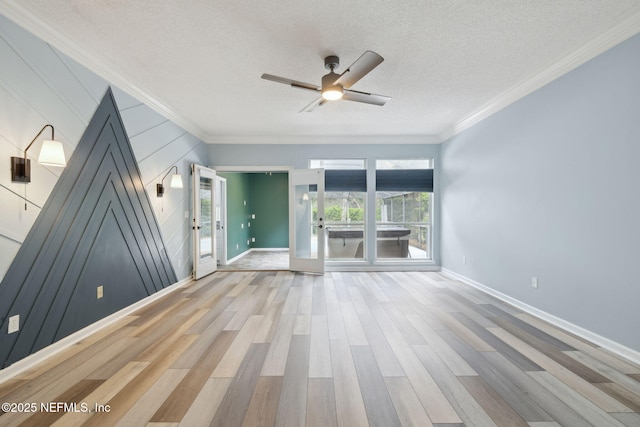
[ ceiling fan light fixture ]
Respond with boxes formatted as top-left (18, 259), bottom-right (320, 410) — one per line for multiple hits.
top-left (322, 84), bottom-right (343, 100)
top-left (321, 71), bottom-right (343, 100)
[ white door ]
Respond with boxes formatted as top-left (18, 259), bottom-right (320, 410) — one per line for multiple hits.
top-left (215, 176), bottom-right (227, 267)
top-left (289, 169), bottom-right (325, 274)
top-left (193, 164), bottom-right (217, 279)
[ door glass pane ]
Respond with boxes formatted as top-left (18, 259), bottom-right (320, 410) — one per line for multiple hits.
top-left (199, 176), bottom-right (213, 260)
top-left (294, 184), bottom-right (318, 259)
top-left (375, 159), bottom-right (433, 260)
top-left (310, 159), bottom-right (366, 260)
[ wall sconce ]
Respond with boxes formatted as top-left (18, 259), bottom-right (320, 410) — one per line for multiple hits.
top-left (11, 124), bottom-right (66, 183)
top-left (156, 165), bottom-right (183, 197)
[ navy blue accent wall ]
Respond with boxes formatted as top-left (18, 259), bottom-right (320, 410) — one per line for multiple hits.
top-left (0, 88), bottom-right (177, 368)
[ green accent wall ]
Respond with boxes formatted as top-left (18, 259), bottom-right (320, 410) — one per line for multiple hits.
top-left (250, 173), bottom-right (289, 248)
top-left (219, 172), bottom-right (252, 259)
top-left (219, 172), bottom-right (289, 260)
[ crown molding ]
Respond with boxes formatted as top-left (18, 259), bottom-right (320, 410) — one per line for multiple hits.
top-left (0, 1), bottom-right (208, 142)
top-left (440, 9), bottom-right (640, 143)
top-left (205, 134), bottom-right (441, 145)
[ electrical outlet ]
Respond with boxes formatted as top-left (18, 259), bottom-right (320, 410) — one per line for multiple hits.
top-left (248, 222), bottom-right (251, 227)
top-left (247, 240), bottom-right (250, 245)
top-left (241, 223), bottom-right (244, 229)
top-left (243, 200), bottom-right (247, 206)
top-left (251, 237), bottom-right (255, 242)
top-left (251, 214), bottom-right (255, 219)
top-left (532, 277), bottom-right (538, 288)
top-left (236, 244), bottom-right (239, 250)
top-left (97, 285), bottom-right (104, 299)
top-left (463, 256), bottom-right (467, 264)
top-left (8, 315), bottom-right (19, 334)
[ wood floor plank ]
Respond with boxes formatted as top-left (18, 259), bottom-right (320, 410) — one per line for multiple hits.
top-left (50, 361), bottom-right (150, 427)
top-left (384, 377), bottom-right (432, 427)
top-left (114, 368), bottom-right (189, 427)
top-left (210, 343), bottom-right (270, 427)
top-left (151, 330), bottom-right (238, 422)
top-left (340, 301), bottom-right (369, 346)
top-left (17, 379), bottom-right (103, 427)
top-left (527, 371), bottom-right (626, 427)
top-left (324, 280), bottom-right (348, 341)
top-left (384, 330), bottom-right (462, 424)
top-left (405, 314), bottom-right (477, 376)
top-left (306, 378), bottom-right (338, 427)
top-left (565, 349), bottom-right (640, 397)
top-left (170, 310), bottom-right (236, 369)
top-left (212, 315), bottom-right (264, 378)
top-left (309, 315), bottom-right (333, 378)
top-left (458, 375), bottom-right (528, 427)
top-left (595, 382), bottom-right (640, 412)
top-left (489, 327), bottom-right (633, 413)
top-left (242, 376), bottom-right (283, 427)
top-left (82, 334), bottom-right (198, 427)
top-left (483, 351), bottom-right (594, 426)
top-left (355, 307), bottom-right (405, 377)
top-left (330, 339), bottom-right (369, 427)
top-left (274, 335), bottom-right (310, 427)
top-left (412, 344), bottom-right (497, 427)
top-left (260, 314), bottom-right (296, 376)
top-left (2, 271), bottom-right (640, 427)
top-left (438, 329), bottom-right (554, 422)
top-left (351, 345), bottom-right (402, 427)
top-left (311, 286), bottom-right (327, 315)
top-left (253, 301), bottom-right (285, 344)
top-left (178, 377), bottom-right (232, 426)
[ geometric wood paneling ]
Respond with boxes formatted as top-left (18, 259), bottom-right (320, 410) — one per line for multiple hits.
top-left (0, 88), bottom-right (177, 368)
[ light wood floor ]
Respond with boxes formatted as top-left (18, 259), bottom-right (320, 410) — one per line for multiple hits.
top-left (1, 271), bottom-right (639, 426)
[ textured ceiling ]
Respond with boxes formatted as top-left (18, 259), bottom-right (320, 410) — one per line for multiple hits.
top-left (3, 1), bottom-right (640, 143)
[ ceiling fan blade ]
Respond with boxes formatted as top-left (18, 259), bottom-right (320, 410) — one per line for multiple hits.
top-left (334, 51), bottom-right (384, 89)
top-left (261, 74), bottom-right (320, 93)
top-left (342, 89), bottom-right (390, 106)
top-left (300, 97), bottom-right (327, 113)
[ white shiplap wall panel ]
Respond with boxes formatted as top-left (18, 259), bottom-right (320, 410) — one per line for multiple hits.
top-left (112, 86), bottom-right (144, 111)
top-left (0, 19), bottom-right (99, 125)
top-left (138, 133), bottom-right (203, 187)
top-left (0, 13), bottom-right (211, 282)
top-left (130, 120), bottom-right (187, 162)
top-left (0, 38), bottom-right (86, 148)
top-left (119, 103), bottom-right (168, 139)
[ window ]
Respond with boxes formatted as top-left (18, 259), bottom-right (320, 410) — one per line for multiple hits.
top-left (310, 159), bottom-right (367, 260)
top-left (376, 159), bottom-right (433, 260)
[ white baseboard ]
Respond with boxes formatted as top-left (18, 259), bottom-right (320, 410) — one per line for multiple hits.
top-left (440, 268), bottom-right (640, 366)
top-left (0, 276), bottom-right (194, 383)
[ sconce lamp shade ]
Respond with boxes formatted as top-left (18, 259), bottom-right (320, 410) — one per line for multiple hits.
top-left (11, 124), bottom-right (65, 183)
top-left (37, 140), bottom-right (66, 167)
top-left (170, 173), bottom-right (183, 189)
top-left (157, 165), bottom-right (183, 197)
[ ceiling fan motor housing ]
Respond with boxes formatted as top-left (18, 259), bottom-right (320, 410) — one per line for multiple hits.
top-left (324, 55), bottom-right (340, 70)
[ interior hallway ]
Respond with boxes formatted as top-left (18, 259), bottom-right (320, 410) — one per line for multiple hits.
top-left (1, 271), bottom-right (639, 426)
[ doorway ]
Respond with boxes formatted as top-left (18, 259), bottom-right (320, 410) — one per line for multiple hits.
top-left (215, 167), bottom-right (291, 271)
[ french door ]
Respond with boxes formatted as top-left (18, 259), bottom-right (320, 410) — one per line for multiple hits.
top-left (192, 164), bottom-right (217, 279)
top-left (289, 169), bottom-right (325, 274)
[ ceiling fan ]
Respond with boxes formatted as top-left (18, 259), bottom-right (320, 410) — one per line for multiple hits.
top-left (261, 50), bottom-right (391, 112)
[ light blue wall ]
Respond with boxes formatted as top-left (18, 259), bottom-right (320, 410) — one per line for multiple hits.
top-left (0, 14), bottom-right (209, 282)
top-left (210, 143), bottom-right (441, 265)
top-left (441, 33), bottom-right (640, 353)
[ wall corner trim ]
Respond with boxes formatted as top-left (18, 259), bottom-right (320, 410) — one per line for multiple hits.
top-left (440, 268), bottom-right (640, 366)
top-left (0, 276), bottom-right (193, 383)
